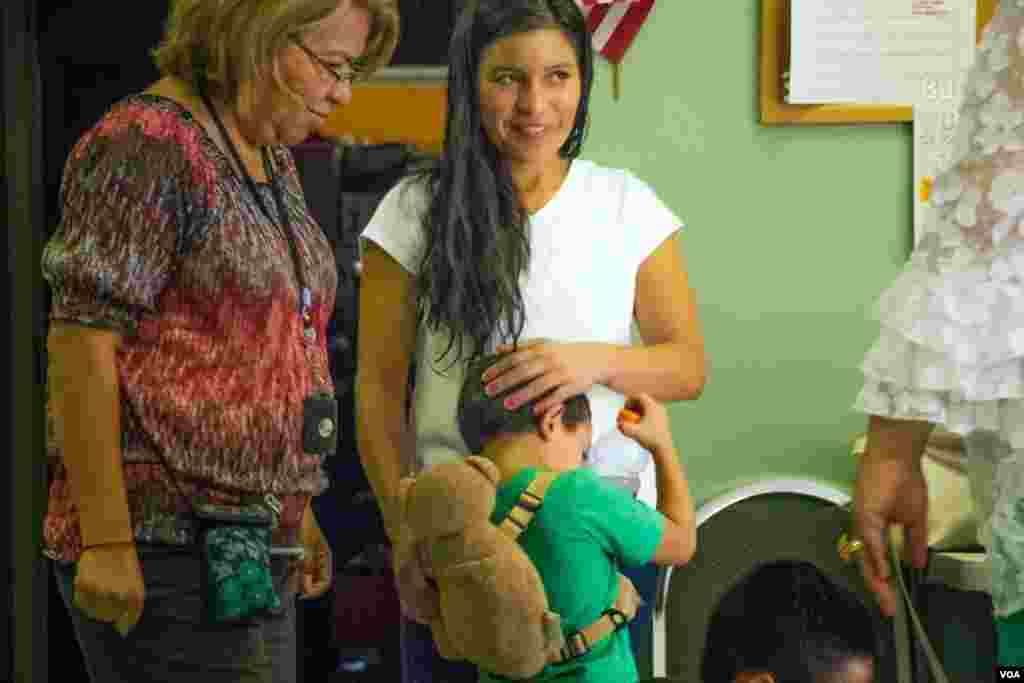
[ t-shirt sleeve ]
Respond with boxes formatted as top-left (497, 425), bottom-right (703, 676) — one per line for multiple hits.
top-left (575, 471), bottom-right (665, 567)
top-left (41, 123), bottom-right (201, 335)
top-left (622, 170), bottom-right (684, 267)
top-left (360, 178), bottom-right (429, 275)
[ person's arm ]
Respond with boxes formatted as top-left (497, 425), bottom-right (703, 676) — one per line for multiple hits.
top-left (649, 440), bottom-right (696, 566)
top-left (614, 395), bottom-right (696, 566)
top-left (47, 322), bottom-right (133, 548)
top-left (863, 414), bottom-right (935, 463)
top-left (604, 233), bottom-right (706, 402)
top-left (854, 414), bottom-right (934, 617)
top-left (355, 242), bottom-right (418, 542)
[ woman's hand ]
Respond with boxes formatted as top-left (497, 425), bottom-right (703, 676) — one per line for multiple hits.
top-left (853, 454), bottom-right (930, 618)
top-left (73, 542), bottom-right (145, 636)
top-left (483, 339), bottom-right (612, 416)
top-left (299, 505), bottom-right (333, 600)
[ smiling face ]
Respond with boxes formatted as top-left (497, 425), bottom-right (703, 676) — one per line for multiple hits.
top-left (246, 1), bottom-right (371, 146)
top-left (477, 27), bottom-right (582, 172)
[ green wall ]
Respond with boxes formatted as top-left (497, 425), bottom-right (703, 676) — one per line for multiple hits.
top-left (583, 2), bottom-right (915, 505)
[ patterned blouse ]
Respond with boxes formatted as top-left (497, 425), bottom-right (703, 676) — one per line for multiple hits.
top-left (42, 94), bottom-right (337, 563)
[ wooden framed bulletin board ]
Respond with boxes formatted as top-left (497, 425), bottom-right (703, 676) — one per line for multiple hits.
top-left (760, 0), bottom-right (997, 124)
top-left (319, 81), bottom-right (447, 153)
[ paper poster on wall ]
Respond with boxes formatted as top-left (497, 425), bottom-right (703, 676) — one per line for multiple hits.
top-left (913, 104), bottom-right (961, 245)
top-left (910, 2), bottom-right (978, 245)
top-left (788, 0), bottom-right (976, 106)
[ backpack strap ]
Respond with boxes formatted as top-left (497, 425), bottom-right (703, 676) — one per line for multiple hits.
top-left (497, 470), bottom-right (558, 541)
top-left (496, 471), bottom-right (642, 664)
top-left (553, 572), bottom-right (642, 664)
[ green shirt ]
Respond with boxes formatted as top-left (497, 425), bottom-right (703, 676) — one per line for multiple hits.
top-left (479, 467), bottom-right (665, 683)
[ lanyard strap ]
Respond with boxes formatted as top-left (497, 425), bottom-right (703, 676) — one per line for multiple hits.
top-left (198, 89), bottom-right (311, 325)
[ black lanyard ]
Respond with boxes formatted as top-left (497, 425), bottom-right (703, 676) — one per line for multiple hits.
top-left (199, 89), bottom-right (313, 330)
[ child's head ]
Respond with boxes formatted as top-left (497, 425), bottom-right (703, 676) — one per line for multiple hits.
top-left (458, 352), bottom-right (592, 470)
top-left (701, 560), bottom-right (878, 683)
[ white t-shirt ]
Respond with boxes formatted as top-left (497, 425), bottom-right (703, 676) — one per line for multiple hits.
top-left (361, 159), bottom-right (682, 505)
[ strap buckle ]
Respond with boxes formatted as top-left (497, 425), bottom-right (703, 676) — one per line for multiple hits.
top-left (264, 493), bottom-right (282, 516)
top-left (517, 490), bottom-right (543, 512)
top-left (603, 608), bottom-right (628, 630)
top-left (561, 631), bottom-right (591, 660)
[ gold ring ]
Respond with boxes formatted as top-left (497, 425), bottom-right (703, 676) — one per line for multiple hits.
top-left (837, 533), bottom-right (864, 563)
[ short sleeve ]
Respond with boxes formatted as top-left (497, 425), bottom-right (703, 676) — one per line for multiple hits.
top-left (42, 120), bottom-right (198, 334)
top-left (361, 177), bottom-right (430, 275)
top-left (622, 171), bottom-right (684, 266)
top-left (574, 470), bottom-right (665, 567)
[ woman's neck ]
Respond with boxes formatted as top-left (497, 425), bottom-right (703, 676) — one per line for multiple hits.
top-left (149, 77), bottom-right (266, 179)
top-left (510, 157), bottom-right (571, 213)
top-left (207, 95), bottom-right (265, 161)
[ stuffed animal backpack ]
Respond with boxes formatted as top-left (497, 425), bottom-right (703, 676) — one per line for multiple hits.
top-left (398, 456), bottom-right (642, 680)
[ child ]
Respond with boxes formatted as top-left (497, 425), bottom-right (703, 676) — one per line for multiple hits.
top-left (701, 560), bottom-right (880, 683)
top-left (456, 352), bottom-right (697, 683)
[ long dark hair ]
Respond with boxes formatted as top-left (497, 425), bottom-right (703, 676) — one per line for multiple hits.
top-left (414, 0), bottom-right (594, 370)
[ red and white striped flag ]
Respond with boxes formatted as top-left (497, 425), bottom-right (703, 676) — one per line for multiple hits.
top-left (576, 0), bottom-right (656, 64)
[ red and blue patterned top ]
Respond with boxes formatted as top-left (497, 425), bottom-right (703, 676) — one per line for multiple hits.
top-left (41, 94), bottom-right (337, 562)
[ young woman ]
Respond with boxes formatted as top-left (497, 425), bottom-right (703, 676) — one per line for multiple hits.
top-left (355, 1), bottom-right (705, 680)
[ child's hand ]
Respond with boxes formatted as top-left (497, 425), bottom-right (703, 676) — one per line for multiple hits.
top-left (616, 394), bottom-right (674, 455)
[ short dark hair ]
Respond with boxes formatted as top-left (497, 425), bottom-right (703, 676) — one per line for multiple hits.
top-left (701, 560), bottom-right (880, 683)
top-left (457, 351), bottom-right (591, 454)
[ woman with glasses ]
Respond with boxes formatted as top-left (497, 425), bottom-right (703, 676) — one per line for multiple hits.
top-left (41, 2), bottom-right (397, 681)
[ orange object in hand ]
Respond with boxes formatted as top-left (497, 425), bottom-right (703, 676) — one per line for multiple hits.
top-left (618, 409), bottom-right (641, 423)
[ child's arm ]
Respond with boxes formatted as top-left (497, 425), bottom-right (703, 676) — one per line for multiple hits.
top-left (617, 397), bottom-right (696, 566)
top-left (650, 441), bottom-right (696, 566)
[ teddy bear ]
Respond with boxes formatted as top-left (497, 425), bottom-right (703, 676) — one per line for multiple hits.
top-left (398, 456), bottom-right (565, 680)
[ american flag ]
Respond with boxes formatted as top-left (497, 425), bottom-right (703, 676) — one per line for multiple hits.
top-left (576, 0), bottom-right (656, 64)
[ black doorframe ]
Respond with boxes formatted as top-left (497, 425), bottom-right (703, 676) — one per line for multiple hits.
top-left (4, 0), bottom-right (49, 680)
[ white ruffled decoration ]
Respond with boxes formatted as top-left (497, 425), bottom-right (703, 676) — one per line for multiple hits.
top-left (857, 2), bottom-right (1024, 447)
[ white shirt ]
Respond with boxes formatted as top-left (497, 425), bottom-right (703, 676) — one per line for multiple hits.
top-left (362, 159), bottom-right (682, 505)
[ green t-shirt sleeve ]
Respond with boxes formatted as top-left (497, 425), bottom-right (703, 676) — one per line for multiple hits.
top-left (574, 471), bottom-right (665, 567)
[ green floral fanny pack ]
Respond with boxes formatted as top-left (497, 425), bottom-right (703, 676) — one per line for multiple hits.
top-left (192, 498), bottom-right (283, 623)
top-left (136, 409), bottom-right (286, 624)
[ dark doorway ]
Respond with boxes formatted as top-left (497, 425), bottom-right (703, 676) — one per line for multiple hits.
top-left (5, 0), bottom-right (49, 681)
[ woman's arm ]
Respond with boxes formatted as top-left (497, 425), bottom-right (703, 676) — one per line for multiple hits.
top-left (484, 233), bottom-right (705, 414)
top-left (864, 414), bottom-right (935, 462)
top-left (355, 243), bottom-right (419, 542)
top-left (604, 232), bottom-right (706, 401)
top-left (47, 322), bottom-right (134, 547)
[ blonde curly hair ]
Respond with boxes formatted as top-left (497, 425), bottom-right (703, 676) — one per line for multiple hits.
top-left (152, 0), bottom-right (399, 105)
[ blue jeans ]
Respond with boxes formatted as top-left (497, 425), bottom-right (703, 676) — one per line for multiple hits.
top-left (399, 563), bottom-right (659, 682)
top-left (401, 618), bottom-right (478, 683)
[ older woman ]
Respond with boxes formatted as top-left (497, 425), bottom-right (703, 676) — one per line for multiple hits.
top-left (42, 1), bottom-right (397, 681)
top-left (356, 1), bottom-right (705, 681)
top-left (852, 0), bottom-right (1024, 666)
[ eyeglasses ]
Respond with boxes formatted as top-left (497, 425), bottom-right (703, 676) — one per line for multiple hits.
top-left (291, 37), bottom-right (364, 86)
